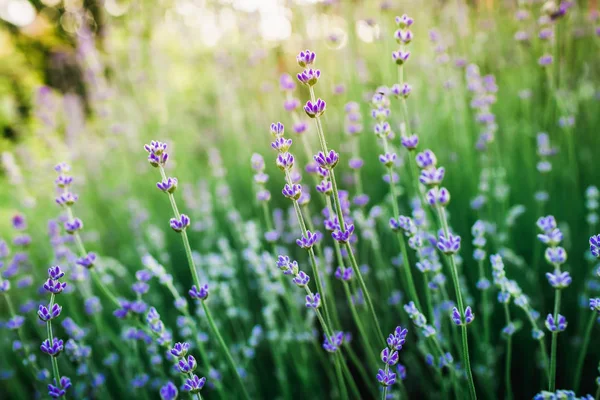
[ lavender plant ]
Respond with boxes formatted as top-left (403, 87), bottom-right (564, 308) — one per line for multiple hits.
top-left (1, 2), bottom-right (600, 399)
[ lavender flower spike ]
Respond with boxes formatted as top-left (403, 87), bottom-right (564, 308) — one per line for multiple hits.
top-left (296, 230), bottom-right (319, 249)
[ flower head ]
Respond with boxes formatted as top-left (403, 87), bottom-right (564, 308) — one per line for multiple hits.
top-left (189, 284), bottom-right (209, 300)
top-left (170, 214), bottom-right (190, 232)
top-left (304, 99), bottom-right (326, 118)
top-left (144, 141), bottom-right (169, 167)
top-left (296, 49), bottom-right (316, 67)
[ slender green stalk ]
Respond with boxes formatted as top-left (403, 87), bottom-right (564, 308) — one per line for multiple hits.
top-left (549, 289), bottom-right (561, 392)
top-left (2, 293), bottom-right (40, 376)
top-left (437, 206), bottom-right (477, 399)
top-left (503, 303), bottom-right (513, 400)
top-left (381, 135), bottom-right (423, 313)
top-left (308, 85), bottom-right (385, 347)
top-left (595, 384), bottom-right (600, 400)
top-left (46, 293), bottom-right (62, 390)
top-left (158, 166), bottom-right (250, 400)
top-left (381, 363), bottom-right (389, 400)
top-left (573, 312), bottom-right (596, 393)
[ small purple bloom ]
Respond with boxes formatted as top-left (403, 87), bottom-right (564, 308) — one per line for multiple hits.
top-left (76, 252), bottom-right (96, 269)
top-left (381, 347), bottom-right (399, 366)
top-left (304, 99), bottom-right (326, 118)
top-left (44, 278), bottom-right (67, 294)
top-left (419, 167), bottom-right (445, 186)
top-left (144, 141), bottom-right (169, 167)
top-left (332, 224), bottom-right (355, 244)
top-left (38, 304), bottom-right (62, 322)
top-left (189, 284), bottom-right (209, 300)
top-left (379, 152), bottom-right (397, 167)
top-left (296, 230), bottom-right (319, 249)
top-left (159, 381), bottom-right (178, 400)
top-left (292, 271), bottom-right (310, 287)
top-left (270, 122), bottom-right (285, 137)
top-left (64, 218), bottom-right (83, 234)
top-left (305, 292), bottom-right (321, 309)
top-left (156, 177), bottom-right (178, 193)
top-left (401, 135), bottom-right (419, 150)
top-left (297, 68), bottom-right (321, 86)
top-left (334, 266), bottom-right (353, 281)
top-left (437, 232), bottom-right (461, 254)
top-left (276, 152), bottom-right (294, 171)
top-left (545, 313), bottom-right (567, 332)
top-left (415, 149), bottom-right (437, 169)
top-left (170, 214), bottom-right (190, 232)
top-left (544, 247), bottom-right (567, 265)
top-left (376, 368), bottom-right (396, 386)
top-left (314, 150), bottom-right (339, 169)
top-left (590, 234), bottom-right (600, 258)
top-left (183, 374), bottom-right (206, 393)
top-left (271, 137), bottom-right (293, 153)
top-left (177, 355), bottom-right (197, 373)
top-left (170, 342), bottom-right (190, 358)
top-left (296, 49), bottom-right (316, 67)
top-left (41, 338), bottom-right (64, 356)
top-left (545, 270), bottom-right (571, 289)
top-left (282, 184), bottom-right (302, 200)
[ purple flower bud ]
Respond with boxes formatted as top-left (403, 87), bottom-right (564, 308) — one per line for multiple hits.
top-left (537, 216), bottom-right (557, 233)
top-left (54, 175), bottom-right (73, 188)
top-left (437, 232), bottom-right (461, 254)
top-left (392, 50), bottom-right (410, 65)
top-left (545, 270), bottom-right (571, 289)
top-left (13, 235), bottom-right (31, 247)
top-left (170, 214), bottom-right (190, 232)
top-left (426, 187), bottom-right (451, 207)
top-left (296, 49), bottom-right (316, 67)
top-left (544, 247), bottom-right (567, 265)
top-left (160, 381), bottom-right (179, 400)
top-left (279, 73), bottom-right (296, 91)
top-left (11, 214), bottom-right (26, 230)
top-left (545, 313), bottom-right (567, 332)
top-left (251, 153), bottom-right (265, 171)
top-left (348, 158), bottom-right (364, 170)
top-left (401, 135), bottom-right (419, 150)
top-left (379, 152), bottom-right (397, 167)
top-left (376, 368), bottom-right (396, 386)
top-left (271, 137), bottom-right (293, 153)
top-left (334, 266), bottom-right (353, 281)
top-left (293, 122), bottom-right (308, 134)
top-left (49, 266), bottom-right (65, 280)
top-left (44, 278), bottom-right (67, 294)
top-left (395, 14), bottom-right (414, 28)
top-left (589, 298), bottom-right (600, 313)
top-left (64, 218), bottom-right (83, 234)
top-left (538, 54), bottom-right (553, 66)
top-left (381, 347), bottom-right (400, 366)
top-left (296, 230), bottom-right (320, 249)
top-left (41, 338), bottom-right (64, 356)
top-left (305, 292), bottom-right (321, 309)
top-left (297, 68), bottom-right (321, 86)
top-left (282, 184), bottom-right (302, 200)
top-left (157, 177), bottom-right (178, 194)
top-left (38, 303), bottom-right (62, 322)
top-left (276, 152), bottom-right (294, 171)
top-left (270, 122), bottom-right (285, 137)
top-left (419, 167), bottom-right (445, 186)
top-left (144, 141), bottom-right (169, 167)
top-left (257, 190), bottom-right (271, 202)
top-left (76, 252), bottom-right (96, 269)
top-left (292, 271), bottom-right (310, 287)
top-left (314, 150), bottom-right (339, 169)
top-left (183, 374), bottom-right (206, 393)
top-left (48, 376), bottom-right (71, 398)
top-left (589, 234), bottom-right (600, 258)
top-left (394, 29), bottom-right (413, 44)
top-left (284, 98), bottom-right (300, 112)
top-left (170, 342), bottom-right (190, 358)
top-left (178, 355), bottom-right (197, 373)
top-left (55, 192), bottom-right (79, 207)
top-left (304, 99), bottom-right (326, 118)
top-left (415, 149), bottom-right (437, 169)
top-left (189, 284), bottom-right (209, 300)
top-left (332, 224), bottom-right (355, 244)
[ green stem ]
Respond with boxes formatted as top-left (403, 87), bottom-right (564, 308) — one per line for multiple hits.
top-left (437, 206), bottom-right (477, 399)
top-left (159, 166), bottom-right (250, 400)
top-left (549, 289), bottom-right (562, 392)
top-left (573, 312), bottom-right (596, 393)
top-left (503, 303), bottom-right (513, 400)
